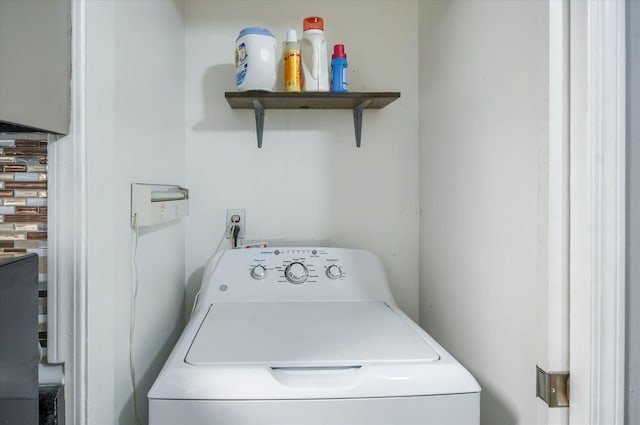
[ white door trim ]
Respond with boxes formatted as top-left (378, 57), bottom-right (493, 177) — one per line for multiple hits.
top-left (49, 0), bottom-right (89, 423)
top-left (69, 0), bottom-right (89, 422)
top-left (569, 0), bottom-right (626, 423)
top-left (587, 0), bottom-right (626, 422)
top-left (536, 1), bottom-right (570, 423)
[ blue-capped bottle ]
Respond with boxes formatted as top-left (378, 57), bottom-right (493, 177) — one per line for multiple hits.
top-left (330, 44), bottom-right (348, 93)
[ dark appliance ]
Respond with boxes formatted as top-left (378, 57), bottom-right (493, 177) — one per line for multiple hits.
top-left (0, 253), bottom-right (39, 424)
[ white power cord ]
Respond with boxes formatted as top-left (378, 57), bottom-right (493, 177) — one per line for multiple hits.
top-left (129, 215), bottom-right (246, 425)
top-left (189, 220), bottom-right (235, 318)
top-left (130, 214), bottom-right (143, 425)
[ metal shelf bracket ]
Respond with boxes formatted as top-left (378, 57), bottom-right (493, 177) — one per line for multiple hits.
top-left (253, 99), bottom-right (265, 148)
top-left (353, 99), bottom-right (372, 148)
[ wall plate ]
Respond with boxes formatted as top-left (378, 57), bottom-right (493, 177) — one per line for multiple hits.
top-left (226, 209), bottom-right (245, 240)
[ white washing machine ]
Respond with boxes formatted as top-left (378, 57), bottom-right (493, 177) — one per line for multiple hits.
top-left (148, 247), bottom-right (480, 424)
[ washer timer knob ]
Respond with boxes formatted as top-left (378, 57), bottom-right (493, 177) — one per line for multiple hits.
top-left (326, 264), bottom-right (342, 280)
top-left (285, 262), bottom-right (308, 284)
top-left (250, 264), bottom-right (267, 280)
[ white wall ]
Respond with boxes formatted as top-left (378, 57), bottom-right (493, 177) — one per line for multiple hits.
top-left (184, 0), bottom-right (420, 319)
top-left (419, 1), bottom-right (547, 424)
top-left (85, 1), bottom-right (186, 424)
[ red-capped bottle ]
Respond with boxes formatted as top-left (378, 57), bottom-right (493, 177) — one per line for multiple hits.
top-left (331, 44), bottom-right (348, 92)
top-left (301, 17), bottom-right (329, 92)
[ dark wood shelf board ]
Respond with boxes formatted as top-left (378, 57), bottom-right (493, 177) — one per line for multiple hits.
top-left (225, 91), bottom-right (400, 110)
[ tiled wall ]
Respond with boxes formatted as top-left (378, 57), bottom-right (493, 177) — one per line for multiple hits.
top-left (0, 138), bottom-right (48, 359)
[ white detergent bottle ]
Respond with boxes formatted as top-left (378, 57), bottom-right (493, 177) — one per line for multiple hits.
top-left (235, 27), bottom-right (277, 91)
top-left (301, 16), bottom-right (329, 92)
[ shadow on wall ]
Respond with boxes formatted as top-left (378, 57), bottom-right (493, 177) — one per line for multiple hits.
top-left (480, 380), bottom-right (518, 425)
top-left (171, 0), bottom-right (186, 21)
top-left (117, 306), bottom-right (185, 425)
top-left (185, 266), bottom-right (205, 319)
top-left (192, 64), bottom-right (237, 132)
top-left (191, 63), bottom-right (354, 138)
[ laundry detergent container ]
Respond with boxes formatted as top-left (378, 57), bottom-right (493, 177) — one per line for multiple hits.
top-left (235, 27), bottom-right (277, 91)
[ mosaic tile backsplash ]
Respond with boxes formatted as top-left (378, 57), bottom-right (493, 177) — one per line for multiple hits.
top-left (0, 138), bottom-right (48, 358)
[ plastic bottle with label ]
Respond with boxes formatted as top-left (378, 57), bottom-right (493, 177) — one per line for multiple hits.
top-left (301, 16), bottom-right (329, 92)
top-left (330, 44), bottom-right (348, 92)
top-left (283, 29), bottom-right (301, 92)
top-left (235, 27), bottom-right (277, 92)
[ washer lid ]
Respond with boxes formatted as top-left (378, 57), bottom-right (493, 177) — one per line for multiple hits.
top-left (185, 301), bottom-right (440, 366)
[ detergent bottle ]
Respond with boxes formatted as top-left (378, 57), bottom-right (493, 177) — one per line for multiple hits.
top-left (301, 17), bottom-right (329, 92)
top-left (283, 29), bottom-right (301, 92)
top-left (235, 27), bottom-right (277, 91)
top-left (330, 44), bottom-right (348, 92)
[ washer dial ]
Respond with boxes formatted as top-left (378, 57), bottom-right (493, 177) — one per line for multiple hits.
top-left (250, 264), bottom-right (267, 280)
top-left (285, 262), bottom-right (308, 284)
top-left (326, 264), bottom-right (343, 280)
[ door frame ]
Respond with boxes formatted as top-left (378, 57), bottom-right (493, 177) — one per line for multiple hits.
top-left (569, 0), bottom-right (626, 423)
top-left (49, 0), bottom-right (89, 423)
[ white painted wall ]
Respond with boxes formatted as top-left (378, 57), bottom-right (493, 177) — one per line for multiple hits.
top-left (85, 1), bottom-right (186, 424)
top-left (184, 0), bottom-right (420, 320)
top-left (418, 1), bottom-right (547, 424)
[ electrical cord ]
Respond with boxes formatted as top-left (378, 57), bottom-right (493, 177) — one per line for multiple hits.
top-left (128, 214), bottom-right (244, 423)
top-left (130, 214), bottom-right (143, 425)
top-left (190, 220), bottom-right (236, 318)
top-left (232, 223), bottom-right (240, 249)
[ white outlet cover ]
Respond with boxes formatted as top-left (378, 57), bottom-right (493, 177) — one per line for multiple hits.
top-left (226, 209), bottom-right (245, 239)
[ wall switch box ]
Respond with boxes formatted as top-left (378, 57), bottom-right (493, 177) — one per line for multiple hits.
top-left (131, 183), bottom-right (189, 227)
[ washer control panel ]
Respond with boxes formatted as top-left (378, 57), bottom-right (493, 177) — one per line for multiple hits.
top-left (198, 247), bottom-right (393, 305)
top-left (246, 248), bottom-right (346, 285)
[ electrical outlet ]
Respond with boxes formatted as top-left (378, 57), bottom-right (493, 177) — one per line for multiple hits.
top-left (226, 209), bottom-right (246, 240)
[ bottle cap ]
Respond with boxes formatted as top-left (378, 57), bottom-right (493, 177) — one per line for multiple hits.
top-left (237, 27), bottom-right (275, 41)
top-left (332, 44), bottom-right (347, 59)
top-left (286, 29), bottom-right (297, 43)
top-left (303, 16), bottom-right (324, 31)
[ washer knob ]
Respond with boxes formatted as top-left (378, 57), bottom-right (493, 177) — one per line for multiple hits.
top-left (250, 264), bottom-right (267, 280)
top-left (326, 264), bottom-right (342, 280)
top-left (285, 262), bottom-right (308, 284)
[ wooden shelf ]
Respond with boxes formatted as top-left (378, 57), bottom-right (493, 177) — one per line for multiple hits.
top-left (224, 91), bottom-right (400, 148)
top-left (225, 91), bottom-right (400, 109)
